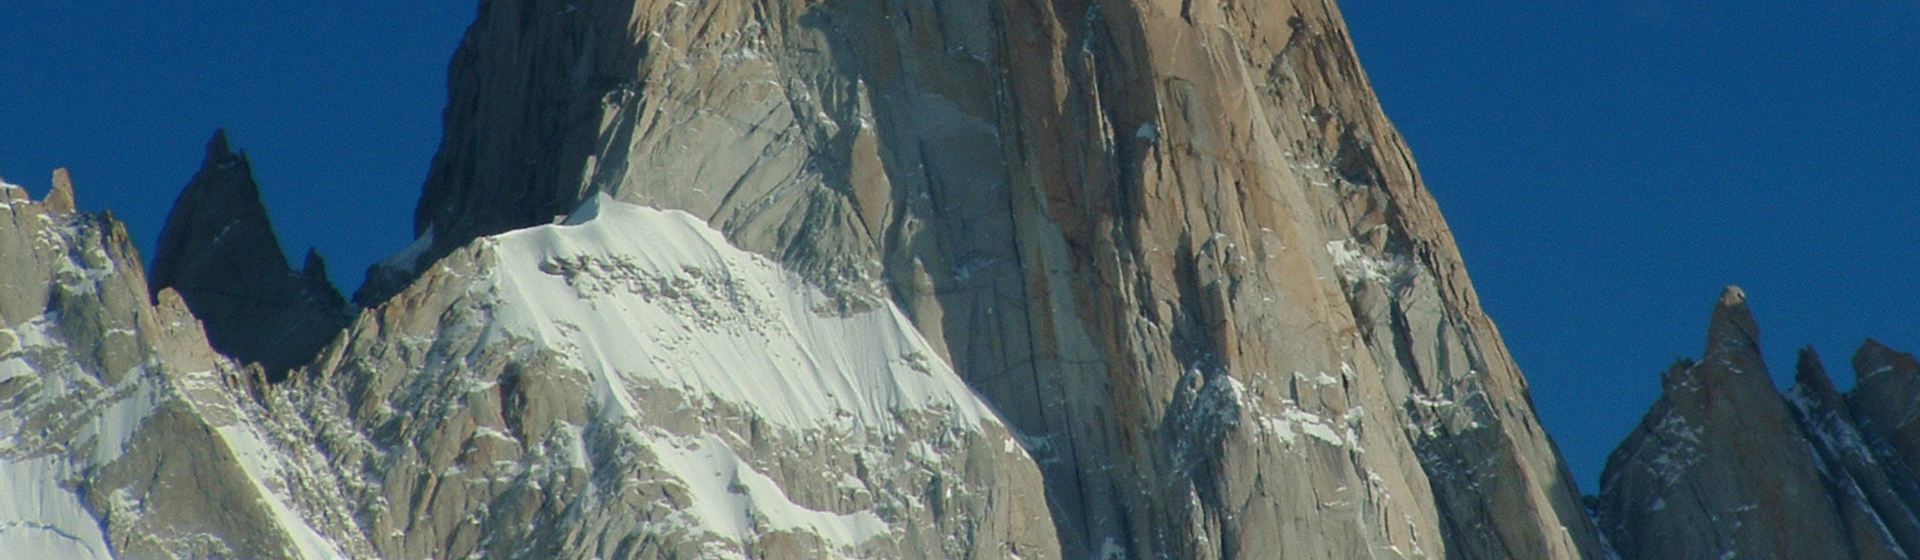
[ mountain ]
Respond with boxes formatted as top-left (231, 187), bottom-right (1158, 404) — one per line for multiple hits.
top-left (359, 0), bottom-right (1608, 558)
top-left (149, 131), bottom-right (351, 377)
top-left (0, 175), bottom-right (374, 559)
top-left (285, 192), bottom-right (1059, 558)
top-left (0, 0), bottom-right (1694, 558)
top-left (3, 174), bottom-right (1055, 558)
top-left (1597, 288), bottom-right (1920, 560)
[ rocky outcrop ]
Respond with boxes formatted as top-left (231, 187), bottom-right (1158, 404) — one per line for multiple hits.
top-left (365, 1), bottom-right (1608, 558)
top-left (150, 130), bottom-right (349, 377)
top-left (0, 174), bottom-right (373, 559)
top-left (1597, 288), bottom-right (1920, 560)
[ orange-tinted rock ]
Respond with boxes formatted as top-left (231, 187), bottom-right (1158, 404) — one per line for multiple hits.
top-left (382, 1), bottom-right (1608, 557)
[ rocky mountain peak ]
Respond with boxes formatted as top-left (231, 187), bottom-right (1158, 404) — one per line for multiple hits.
top-left (17, 1), bottom-right (1824, 557)
top-left (1791, 347), bottom-right (1850, 414)
top-left (1856, 338), bottom-right (1920, 386)
top-left (46, 167), bottom-right (76, 213)
top-left (343, 1), bottom-right (1617, 557)
top-left (1847, 339), bottom-right (1920, 481)
top-left (1704, 285), bottom-right (1761, 361)
top-left (149, 129), bottom-right (348, 377)
top-left (1601, 290), bottom-right (1920, 560)
top-left (1651, 286), bottom-right (1769, 404)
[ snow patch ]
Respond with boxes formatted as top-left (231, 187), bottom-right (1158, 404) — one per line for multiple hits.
top-left (84, 374), bottom-right (163, 465)
top-left (0, 457), bottom-right (113, 560)
top-left (647, 433), bottom-right (888, 548)
top-left (1326, 239), bottom-right (1410, 285)
top-left (1134, 123), bottom-right (1160, 143)
top-left (215, 425), bottom-right (345, 560)
top-left (1647, 412), bottom-right (1704, 486)
top-left (0, 178), bottom-right (20, 210)
top-left (1256, 404), bottom-right (1349, 449)
top-left (0, 357), bottom-right (30, 385)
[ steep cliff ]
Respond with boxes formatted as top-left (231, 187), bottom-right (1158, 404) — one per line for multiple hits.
top-left (364, 1), bottom-right (1607, 558)
top-left (150, 131), bottom-right (351, 377)
top-left (1598, 288), bottom-right (1920, 560)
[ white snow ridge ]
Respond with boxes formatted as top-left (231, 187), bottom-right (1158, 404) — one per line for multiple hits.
top-left (485, 193), bottom-right (993, 433)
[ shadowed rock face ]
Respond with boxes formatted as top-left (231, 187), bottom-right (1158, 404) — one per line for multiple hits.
top-left (366, 1), bottom-right (1609, 557)
top-left (1598, 288), bottom-right (1920, 560)
top-left (150, 131), bottom-right (349, 377)
top-left (1851, 340), bottom-right (1920, 467)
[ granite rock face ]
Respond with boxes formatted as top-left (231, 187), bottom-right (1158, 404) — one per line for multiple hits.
top-left (1598, 288), bottom-right (1920, 560)
top-left (150, 131), bottom-right (350, 377)
top-left (373, 1), bottom-right (1609, 558)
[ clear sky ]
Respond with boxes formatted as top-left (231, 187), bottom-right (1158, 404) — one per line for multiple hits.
top-left (1342, 1), bottom-right (1920, 489)
top-left (2, 2), bottom-right (1915, 492)
top-left (0, 3), bottom-right (472, 292)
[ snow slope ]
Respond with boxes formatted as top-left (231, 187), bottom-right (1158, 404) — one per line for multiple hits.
top-left (0, 457), bottom-right (113, 560)
top-left (469, 193), bottom-right (1012, 551)
top-left (484, 193), bottom-right (992, 433)
top-left (272, 193), bottom-right (1054, 559)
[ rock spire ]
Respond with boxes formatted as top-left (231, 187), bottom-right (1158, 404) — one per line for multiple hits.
top-left (1598, 288), bottom-right (1920, 560)
top-left (149, 130), bottom-right (348, 377)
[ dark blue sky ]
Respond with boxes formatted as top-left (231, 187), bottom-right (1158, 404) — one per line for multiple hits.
top-left (0, 3), bottom-right (471, 290)
top-left (1343, 1), bottom-right (1920, 488)
top-left (2, 2), bottom-right (1915, 491)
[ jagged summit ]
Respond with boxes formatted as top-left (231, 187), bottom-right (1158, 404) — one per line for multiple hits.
top-left (1717, 284), bottom-right (1747, 306)
top-left (1600, 290), bottom-right (1920, 560)
top-left (1857, 338), bottom-right (1920, 385)
top-left (1793, 347), bottom-right (1850, 412)
top-left (149, 129), bottom-right (348, 377)
top-left (45, 167), bottom-right (76, 213)
top-left (1846, 339), bottom-right (1920, 482)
